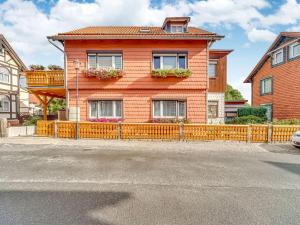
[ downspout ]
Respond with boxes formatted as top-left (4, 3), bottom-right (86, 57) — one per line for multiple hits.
top-left (48, 39), bottom-right (69, 120)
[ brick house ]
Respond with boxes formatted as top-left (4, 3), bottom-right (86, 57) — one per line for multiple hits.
top-left (244, 32), bottom-right (300, 121)
top-left (27, 17), bottom-right (230, 123)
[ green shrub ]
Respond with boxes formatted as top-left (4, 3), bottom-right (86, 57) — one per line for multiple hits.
top-left (226, 115), bottom-right (265, 124)
top-left (22, 115), bottom-right (40, 126)
top-left (272, 119), bottom-right (300, 125)
top-left (237, 106), bottom-right (267, 120)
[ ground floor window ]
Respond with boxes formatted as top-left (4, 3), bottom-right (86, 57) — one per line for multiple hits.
top-left (0, 96), bottom-right (10, 112)
top-left (152, 100), bottom-right (186, 119)
top-left (89, 100), bottom-right (122, 119)
top-left (208, 101), bottom-right (219, 118)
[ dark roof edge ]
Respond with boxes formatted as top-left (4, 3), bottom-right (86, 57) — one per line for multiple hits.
top-left (0, 34), bottom-right (27, 71)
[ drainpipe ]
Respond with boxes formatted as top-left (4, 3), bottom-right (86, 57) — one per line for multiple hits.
top-left (47, 39), bottom-right (69, 120)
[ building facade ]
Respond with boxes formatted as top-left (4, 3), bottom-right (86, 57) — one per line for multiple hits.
top-left (41, 17), bottom-right (230, 123)
top-left (0, 34), bottom-right (26, 124)
top-left (244, 32), bottom-right (300, 121)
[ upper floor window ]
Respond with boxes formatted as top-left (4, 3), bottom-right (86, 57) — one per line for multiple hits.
top-left (272, 48), bottom-right (283, 65)
top-left (170, 25), bottom-right (184, 33)
top-left (0, 46), bottom-right (4, 56)
top-left (153, 100), bottom-right (186, 119)
top-left (0, 67), bottom-right (9, 84)
top-left (288, 42), bottom-right (300, 59)
top-left (153, 54), bottom-right (187, 70)
top-left (90, 100), bottom-right (122, 119)
top-left (88, 53), bottom-right (122, 70)
top-left (208, 61), bottom-right (217, 78)
top-left (260, 77), bottom-right (272, 95)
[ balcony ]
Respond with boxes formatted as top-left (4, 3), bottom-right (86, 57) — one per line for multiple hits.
top-left (24, 70), bottom-right (65, 99)
top-left (25, 70), bottom-right (64, 87)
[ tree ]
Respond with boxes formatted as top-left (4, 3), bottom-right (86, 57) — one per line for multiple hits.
top-left (225, 84), bottom-right (244, 101)
top-left (48, 98), bottom-right (66, 114)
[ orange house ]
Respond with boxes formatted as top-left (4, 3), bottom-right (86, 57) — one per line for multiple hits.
top-left (32, 17), bottom-right (230, 123)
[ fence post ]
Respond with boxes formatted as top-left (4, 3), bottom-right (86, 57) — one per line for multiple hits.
top-left (247, 125), bottom-right (252, 143)
top-left (268, 124), bottom-right (273, 143)
top-left (54, 120), bottom-right (58, 138)
top-left (118, 121), bottom-right (122, 140)
top-left (179, 122), bottom-right (184, 141)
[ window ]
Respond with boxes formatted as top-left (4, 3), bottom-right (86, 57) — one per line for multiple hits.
top-left (0, 46), bottom-right (4, 56)
top-left (152, 100), bottom-right (186, 118)
top-left (0, 97), bottom-right (10, 112)
top-left (208, 61), bottom-right (217, 78)
top-left (0, 67), bottom-right (9, 84)
top-left (153, 54), bottom-right (187, 69)
top-left (272, 49), bottom-right (284, 65)
top-left (208, 101), bottom-right (218, 118)
top-left (260, 77), bottom-right (272, 95)
top-left (289, 42), bottom-right (300, 59)
top-left (89, 100), bottom-right (122, 119)
top-left (88, 53), bottom-right (122, 70)
top-left (170, 25), bottom-right (184, 33)
top-left (261, 104), bottom-right (272, 121)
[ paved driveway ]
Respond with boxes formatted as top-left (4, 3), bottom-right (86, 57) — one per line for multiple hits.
top-left (0, 138), bottom-right (300, 225)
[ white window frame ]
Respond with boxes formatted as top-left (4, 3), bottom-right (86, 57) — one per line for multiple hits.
top-left (288, 42), bottom-right (300, 59)
top-left (208, 61), bottom-right (217, 78)
top-left (87, 53), bottom-right (123, 70)
top-left (89, 100), bottom-right (122, 119)
top-left (0, 98), bottom-right (10, 112)
top-left (170, 25), bottom-right (184, 33)
top-left (261, 77), bottom-right (272, 95)
top-left (153, 54), bottom-right (187, 70)
top-left (152, 100), bottom-right (186, 119)
top-left (272, 48), bottom-right (284, 65)
top-left (0, 68), bottom-right (10, 84)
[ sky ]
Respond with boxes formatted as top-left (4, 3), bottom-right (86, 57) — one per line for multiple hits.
top-left (1, 0), bottom-right (300, 101)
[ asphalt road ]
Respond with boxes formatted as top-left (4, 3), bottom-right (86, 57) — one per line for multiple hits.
top-left (0, 138), bottom-right (300, 225)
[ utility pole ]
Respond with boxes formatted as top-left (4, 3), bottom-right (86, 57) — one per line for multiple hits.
top-left (74, 59), bottom-right (80, 140)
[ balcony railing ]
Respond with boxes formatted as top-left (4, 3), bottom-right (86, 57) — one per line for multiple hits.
top-left (25, 70), bottom-right (64, 87)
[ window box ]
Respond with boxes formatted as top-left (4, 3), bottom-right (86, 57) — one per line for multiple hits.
top-left (151, 69), bottom-right (192, 78)
top-left (89, 118), bottom-right (123, 123)
top-left (82, 68), bottom-right (124, 80)
top-left (150, 118), bottom-right (189, 123)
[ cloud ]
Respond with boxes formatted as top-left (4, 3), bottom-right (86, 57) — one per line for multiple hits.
top-left (247, 28), bottom-right (277, 42)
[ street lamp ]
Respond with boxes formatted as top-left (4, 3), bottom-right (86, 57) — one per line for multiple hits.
top-left (74, 59), bottom-right (80, 140)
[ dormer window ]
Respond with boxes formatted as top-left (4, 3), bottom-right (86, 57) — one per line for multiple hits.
top-left (288, 42), bottom-right (300, 59)
top-left (171, 25), bottom-right (184, 33)
top-left (272, 48), bottom-right (283, 66)
top-left (162, 17), bottom-right (190, 33)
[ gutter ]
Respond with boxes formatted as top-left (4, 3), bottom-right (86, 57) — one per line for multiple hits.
top-left (47, 38), bottom-right (69, 120)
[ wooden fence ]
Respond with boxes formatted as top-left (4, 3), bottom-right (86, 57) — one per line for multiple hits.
top-left (36, 120), bottom-right (300, 143)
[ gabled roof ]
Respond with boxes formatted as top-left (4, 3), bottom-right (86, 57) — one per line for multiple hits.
top-left (47, 26), bottom-right (223, 41)
top-left (244, 32), bottom-right (300, 83)
top-left (0, 34), bottom-right (26, 71)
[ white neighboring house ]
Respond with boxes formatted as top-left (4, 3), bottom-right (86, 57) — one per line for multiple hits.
top-left (0, 34), bottom-right (27, 124)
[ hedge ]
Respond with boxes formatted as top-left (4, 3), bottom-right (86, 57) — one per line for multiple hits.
top-left (237, 106), bottom-right (267, 120)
